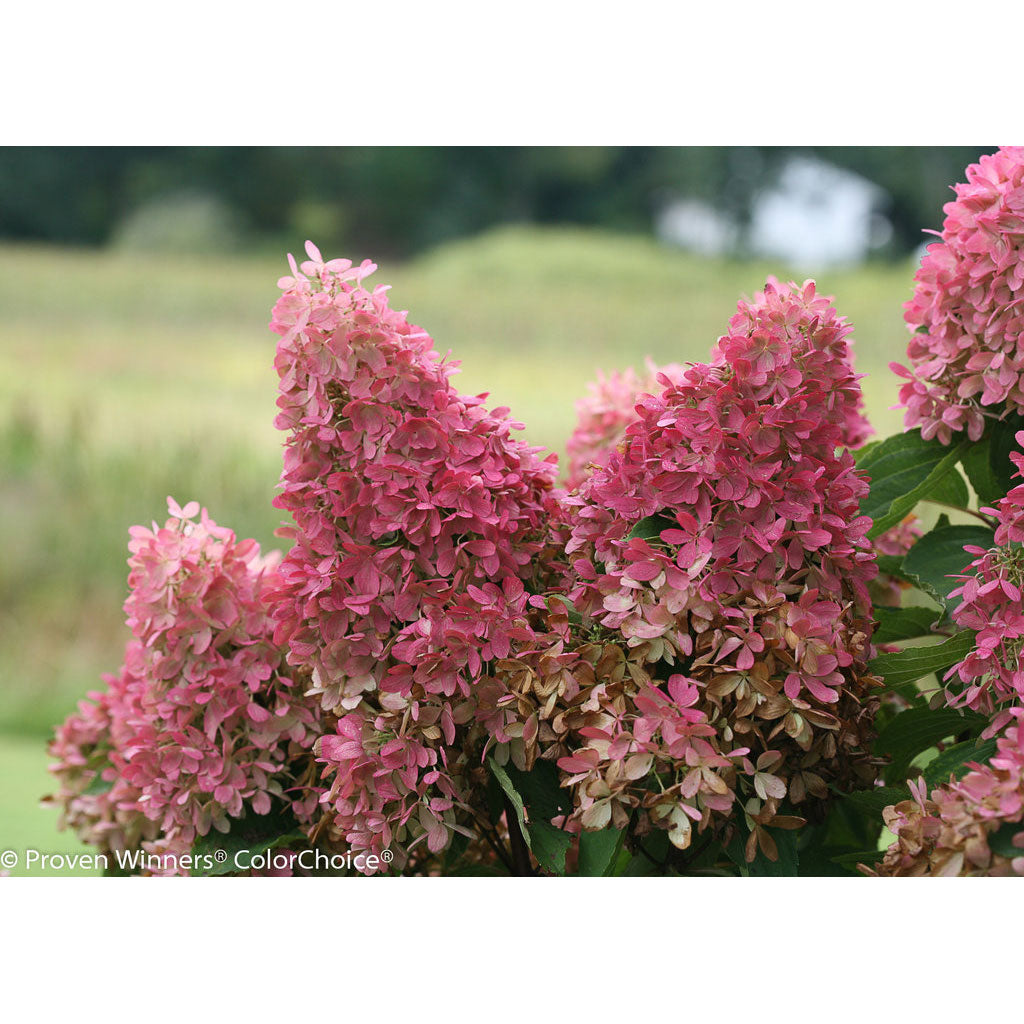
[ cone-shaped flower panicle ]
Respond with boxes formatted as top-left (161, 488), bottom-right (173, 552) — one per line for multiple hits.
top-left (268, 243), bottom-right (560, 866)
top-left (893, 147), bottom-right (1024, 444)
top-left (944, 434), bottom-right (1024, 731)
top-left (492, 280), bottom-right (880, 854)
top-left (47, 498), bottom-right (320, 873)
top-left (564, 303), bottom-right (871, 493)
top-left (872, 709), bottom-right (1024, 876)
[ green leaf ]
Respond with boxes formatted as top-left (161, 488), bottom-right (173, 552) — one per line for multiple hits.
top-left (875, 705), bottom-right (987, 781)
top-left (872, 605), bottom-right (941, 644)
top-left (528, 821), bottom-right (572, 875)
top-left (853, 438), bottom-right (881, 465)
top-left (842, 785), bottom-right (914, 820)
top-left (831, 849), bottom-right (885, 869)
top-left (868, 631), bottom-right (977, 691)
top-left (749, 829), bottom-right (799, 877)
top-left (192, 805), bottom-right (307, 876)
top-left (922, 737), bottom-right (998, 788)
top-left (988, 411), bottom-right (1024, 499)
top-left (902, 523), bottom-right (994, 609)
top-left (487, 757), bottom-right (531, 850)
top-left (875, 554), bottom-right (914, 583)
top-left (927, 467), bottom-right (970, 509)
top-left (856, 431), bottom-right (968, 539)
top-left (724, 827), bottom-right (799, 876)
top-left (961, 440), bottom-right (1003, 507)
top-left (443, 830), bottom-right (471, 872)
top-left (987, 820), bottom-right (1024, 859)
top-left (627, 511), bottom-right (676, 542)
top-left (504, 760), bottom-right (572, 821)
top-left (577, 827), bottom-right (625, 876)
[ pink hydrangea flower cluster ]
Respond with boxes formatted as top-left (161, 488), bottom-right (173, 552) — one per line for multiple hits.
top-left (268, 243), bottom-right (560, 865)
top-left (944, 434), bottom-right (1024, 730)
top-left (892, 147), bottom-right (1024, 444)
top-left (564, 362), bottom-right (685, 489)
top-left (491, 281), bottom-right (880, 853)
top-left (46, 659), bottom-right (174, 863)
top-left (48, 498), bottom-right (320, 872)
top-left (872, 709), bottom-right (1024, 876)
top-left (566, 280), bottom-right (877, 684)
top-left (564, 288), bottom-right (872, 493)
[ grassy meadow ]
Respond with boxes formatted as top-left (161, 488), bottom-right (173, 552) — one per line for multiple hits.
top-left (0, 225), bottom-right (921, 873)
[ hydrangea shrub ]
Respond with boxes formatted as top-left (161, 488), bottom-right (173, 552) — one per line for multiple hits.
top-left (48, 147), bottom-right (1024, 876)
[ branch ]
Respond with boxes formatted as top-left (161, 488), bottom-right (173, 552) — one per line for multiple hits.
top-left (922, 498), bottom-right (998, 526)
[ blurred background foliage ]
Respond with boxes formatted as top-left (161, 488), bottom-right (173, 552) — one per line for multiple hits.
top-left (0, 146), bottom-right (992, 870)
top-left (0, 146), bottom-right (990, 260)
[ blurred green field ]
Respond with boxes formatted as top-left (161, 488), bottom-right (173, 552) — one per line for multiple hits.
top-left (0, 225), bottom-right (920, 873)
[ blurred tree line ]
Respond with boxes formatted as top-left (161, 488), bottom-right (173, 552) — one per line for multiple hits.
top-left (0, 146), bottom-right (990, 259)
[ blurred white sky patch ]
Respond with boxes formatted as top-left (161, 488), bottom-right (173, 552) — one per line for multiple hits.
top-left (656, 155), bottom-right (894, 270)
top-left (654, 198), bottom-right (739, 256)
top-left (748, 156), bottom-right (892, 269)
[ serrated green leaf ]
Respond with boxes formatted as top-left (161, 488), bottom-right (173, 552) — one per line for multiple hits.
top-left (577, 826), bottom-right (624, 876)
top-left (627, 511), bottom-right (676, 542)
top-left (872, 605), bottom-right (941, 644)
top-left (902, 524), bottom-right (994, 609)
top-left (922, 737), bottom-right (998, 788)
top-left (528, 820), bottom-right (572, 874)
top-left (869, 631), bottom-right (977, 691)
top-left (857, 431), bottom-right (968, 538)
top-left (875, 705), bottom-right (987, 781)
top-left (487, 757), bottom-right (531, 850)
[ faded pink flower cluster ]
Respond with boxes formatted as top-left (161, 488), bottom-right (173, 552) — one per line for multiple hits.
top-left (268, 243), bottom-right (560, 865)
top-left (47, 660), bottom-right (172, 862)
top-left (873, 709), bottom-right (1024, 876)
top-left (944, 433), bottom-right (1024, 731)
top-left (892, 146), bottom-right (1024, 444)
top-left (493, 281), bottom-right (880, 852)
top-left (48, 499), bottom-right (320, 872)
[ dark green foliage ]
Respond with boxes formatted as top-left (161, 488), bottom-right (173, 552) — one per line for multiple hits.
top-left (868, 632), bottom-right (977, 692)
top-left (0, 146), bottom-right (991, 258)
top-left (875, 706), bottom-right (987, 782)
top-left (902, 520), bottom-right (995, 610)
top-left (856, 430), bottom-right (968, 538)
top-left (872, 605), bottom-right (942, 644)
top-left (192, 805), bottom-right (308, 877)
